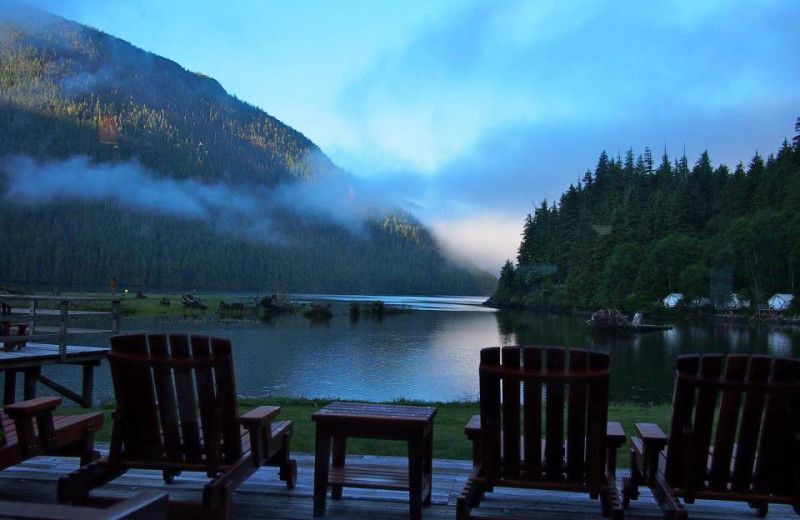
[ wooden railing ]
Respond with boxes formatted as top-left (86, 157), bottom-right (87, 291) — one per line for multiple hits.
top-left (0, 295), bottom-right (121, 361)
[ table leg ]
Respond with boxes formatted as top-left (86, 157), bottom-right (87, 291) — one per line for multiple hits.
top-left (408, 434), bottom-right (424, 520)
top-left (4, 370), bottom-right (17, 405)
top-left (313, 425), bottom-right (332, 517)
top-left (331, 434), bottom-right (346, 500)
top-left (424, 428), bottom-right (433, 506)
top-left (23, 368), bottom-right (39, 400)
top-left (81, 363), bottom-right (95, 408)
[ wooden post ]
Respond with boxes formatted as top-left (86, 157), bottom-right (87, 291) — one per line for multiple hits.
top-left (112, 299), bottom-right (121, 333)
top-left (29, 299), bottom-right (38, 334)
top-left (59, 300), bottom-right (68, 361)
top-left (4, 370), bottom-right (17, 405)
top-left (81, 363), bottom-right (95, 408)
top-left (23, 368), bottom-right (40, 400)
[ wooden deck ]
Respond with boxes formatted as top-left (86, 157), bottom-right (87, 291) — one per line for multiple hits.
top-left (0, 343), bottom-right (108, 407)
top-left (0, 449), bottom-right (797, 519)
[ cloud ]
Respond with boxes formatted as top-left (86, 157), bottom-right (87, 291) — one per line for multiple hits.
top-left (2, 155), bottom-right (258, 218)
top-left (430, 215), bottom-right (522, 274)
top-left (321, 0), bottom-right (799, 273)
top-left (0, 154), bottom-right (388, 243)
top-left (331, 0), bottom-right (800, 175)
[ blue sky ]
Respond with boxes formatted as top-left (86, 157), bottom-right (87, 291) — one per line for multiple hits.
top-left (24, 0), bottom-right (800, 273)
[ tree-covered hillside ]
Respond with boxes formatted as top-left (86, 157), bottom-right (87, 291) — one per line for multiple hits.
top-left (0, 6), bottom-right (495, 294)
top-left (489, 119), bottom-right (800, 310)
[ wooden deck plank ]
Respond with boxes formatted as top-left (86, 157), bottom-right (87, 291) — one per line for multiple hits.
top-left (0, 343), bottom-right (107, 369)
top-left (0, 449), bottom-right (798, 519)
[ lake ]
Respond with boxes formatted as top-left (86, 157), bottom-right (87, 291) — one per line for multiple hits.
top-left (28, 295), bottom-right (800, 405)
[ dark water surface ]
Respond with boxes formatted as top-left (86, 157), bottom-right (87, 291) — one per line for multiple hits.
top-left (34, 295), bottom-right (800, 405)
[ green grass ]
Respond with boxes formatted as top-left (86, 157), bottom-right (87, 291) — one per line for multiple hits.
top-left (61, 398), bottom-right (672, 468)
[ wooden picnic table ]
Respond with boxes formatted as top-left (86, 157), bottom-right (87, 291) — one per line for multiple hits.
top-left (312, 402), bottom-right (437, 520)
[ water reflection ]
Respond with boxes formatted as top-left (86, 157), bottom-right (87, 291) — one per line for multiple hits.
top-left (768, 331), bottom-right (792, 356)
top-left (10, 300), bottom-right (800, 406)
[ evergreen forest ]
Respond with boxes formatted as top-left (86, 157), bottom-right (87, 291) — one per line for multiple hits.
top-left (0, 7), bottom-right (495, 294)
top-left (489, 118), bottom-right (800, 310)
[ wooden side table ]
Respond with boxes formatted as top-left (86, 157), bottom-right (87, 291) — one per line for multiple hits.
top-left (312, 402), bottom-right (437, 520)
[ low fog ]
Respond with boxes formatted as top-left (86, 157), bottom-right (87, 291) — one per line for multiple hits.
top-left (0, 155), bottom-right (394, 244)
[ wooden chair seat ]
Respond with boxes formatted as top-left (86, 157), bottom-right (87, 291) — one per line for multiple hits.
top-left (623, 354), bottom-right (800, 519)
top-left (457, 346), bottom-right (625, 520)
top-left (113, 419), bottom-right (294, 475)
top-left (466, 416), bottom-right (626, 469)
top-left (57, 333), bottom-right (297, 520)
top-left (0, 397), bottom-right (102, 470)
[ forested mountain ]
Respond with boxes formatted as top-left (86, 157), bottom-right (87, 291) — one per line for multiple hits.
top-left (0, 6), bottom-right (495, 294)
top-left (490, 119), bottom-right (800, 310)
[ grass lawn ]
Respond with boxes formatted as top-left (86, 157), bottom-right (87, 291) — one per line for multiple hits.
top-left (62, 398), bottom-right (672, 468)
top-left (49, 293), bottom-right (675, 467)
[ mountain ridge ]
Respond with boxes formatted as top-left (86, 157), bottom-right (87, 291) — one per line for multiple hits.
top-left (0, 5), bottom-right (496, 294)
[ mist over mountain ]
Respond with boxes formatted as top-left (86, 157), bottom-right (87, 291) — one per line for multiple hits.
top-left (0, 5), bottom-right (496, 294)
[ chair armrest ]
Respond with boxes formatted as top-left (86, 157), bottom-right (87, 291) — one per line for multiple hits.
top-left (240, 405), bottom-right (280, 430)
top-left (606, 421), bottom-right (626, 449)
top-left (4, 397), bottom-right (62, 456)
top-left (465, 415), bottom-right (481, 440)
top-left (4, 396), bottom-right (62, 418)
top-left (633, 423), bottom-right (668, 485)
top-left (635, 422), bottom-right (668, 450)
top-left (465, 415), bottom-right (482, 466)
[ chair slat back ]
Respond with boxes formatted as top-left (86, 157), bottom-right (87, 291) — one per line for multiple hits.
top-left (753, 358), bottom-right (800, 496)
top-left (479, 346), bottom-right (610, 487)
top-left (522, 348), bottom-right (542, 479)
top-left (108, 333), bottom-right (243, 470)
top-left (708, 355), bottom-right (747, 490)
top-left (664, 354), bottom-right (800, 497)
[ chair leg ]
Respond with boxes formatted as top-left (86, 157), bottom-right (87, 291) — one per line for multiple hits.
top-left (623, 447), bottom-right (642, 508)
top-left (163, 469), bottom-right (182, 483)
top-left (57, 460), bottom-right (124, 504)
top-left (603, 467), bottom-right (623, 519)
top-left (277, 432), bottom-right (297, 490)
top-left (650, 472), bottom-right (686, 520)
top-left (280, 459), bottom-right (298, 490)
top-left (203, 483), bottom-right (233, 520)
top-left (748, 501), bottom-right (768, 517)
top-left (456, 466), bottom-right (484, 519)
top-left (79, 427), bottom-right (100, 467)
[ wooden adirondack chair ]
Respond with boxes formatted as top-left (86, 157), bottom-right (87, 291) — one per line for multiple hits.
top-left (0, 396), bottom-right (102, 470)
top-left (623, 354), bottom-right (800, 519)
top-left (457, 346), bottom-right (626, 520)
top-left (57, 333), bottom-right (297, 520)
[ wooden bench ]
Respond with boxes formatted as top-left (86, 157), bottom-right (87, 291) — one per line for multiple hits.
top-left (623, 354), bottom-right (800, 519)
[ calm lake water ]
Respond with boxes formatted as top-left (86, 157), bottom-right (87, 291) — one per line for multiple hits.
top-left (28, 295), bottom-right (800, 405)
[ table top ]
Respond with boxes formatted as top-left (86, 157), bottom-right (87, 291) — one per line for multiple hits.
top-left (0, 294), bottom-right (121, 302)
top-left (312, 402), bottom-right (437, 426)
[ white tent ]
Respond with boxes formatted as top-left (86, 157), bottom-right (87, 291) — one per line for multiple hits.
top-left (663, 293), bottom-right (684, 308)
top-left (767, 294), bottom-right (794, 311)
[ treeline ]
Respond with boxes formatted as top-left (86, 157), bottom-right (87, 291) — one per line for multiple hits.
top-left (0, 201), bottom-right (493, 294)
top-left (490, 118), bottom-right (800, 310)
top-left (0, 7), bottom-right (496, 295)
